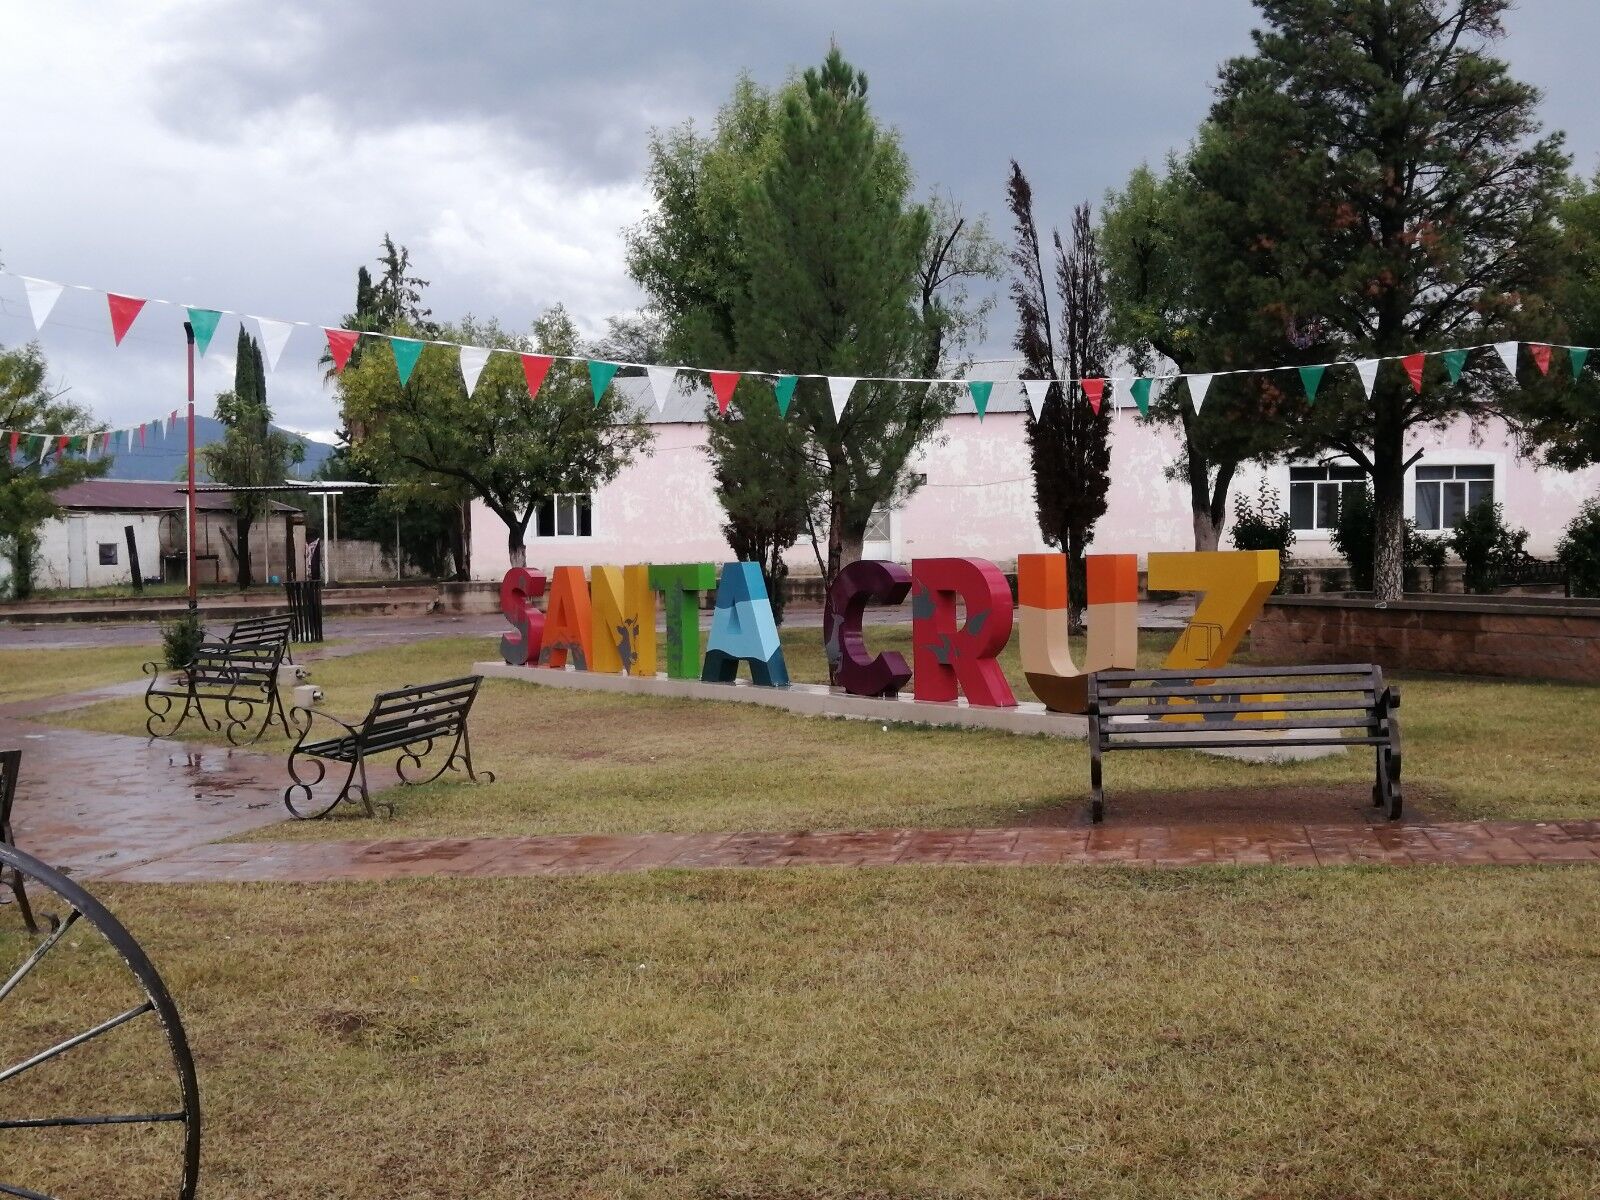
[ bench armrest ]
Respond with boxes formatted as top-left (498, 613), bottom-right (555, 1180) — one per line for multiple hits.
top-left (288, 705), bottom-right (361, 740)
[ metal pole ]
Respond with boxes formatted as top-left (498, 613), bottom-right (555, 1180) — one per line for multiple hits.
top-left (320, 493), bottom-right (330, 584)
top-left (183, 322), bottom-right (197, 613)
top-left (395, 513), bottom-right (401, 580)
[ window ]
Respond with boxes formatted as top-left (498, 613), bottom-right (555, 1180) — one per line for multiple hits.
top-left (1414, 464), bottom-right (1494, 531)
top-left (534, 493), bottom-right (593, 538)
top-left (98, 543), bottom-right (119, 566)
top-left (1289, 464), bottom-right (1366, 531)
top-left (863, 504), bottom-right (892, 544)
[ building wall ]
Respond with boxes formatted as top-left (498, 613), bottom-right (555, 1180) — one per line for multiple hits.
top-left (470, 410), bottom-right (1598, 579)
top-left (5, 511), bottom-right (166, 591)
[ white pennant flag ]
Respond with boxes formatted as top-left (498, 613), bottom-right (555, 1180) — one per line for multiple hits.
top-left (20, 277), bottom-right (63, 331)
top-left (828, 376), bottom-right (859, 421)
top-left (1354, 358), bottom-right (1380, 398)
top-left (1186, 373), bottom-right (1214, 412)
top-left (458, 346), bottom-right (491, 395)
top-left (646, 366), bottom-right (679, 413)
top-left (1493, 341), bottom-right (1519, 377)
top-left (255, 318), bottom-right (294, 372)
top-left (1021, 378), bottom-right (1054, 418)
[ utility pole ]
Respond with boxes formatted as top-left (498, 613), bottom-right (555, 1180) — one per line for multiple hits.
top-left (184, 321), bottom-right (197, 613)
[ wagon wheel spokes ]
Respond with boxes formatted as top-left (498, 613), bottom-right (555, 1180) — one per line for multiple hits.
top-left (0, 845), bottom-right (200, 1200)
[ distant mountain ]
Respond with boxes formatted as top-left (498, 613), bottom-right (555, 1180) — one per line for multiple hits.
top-left (99, 416), bottom-right (336, 482)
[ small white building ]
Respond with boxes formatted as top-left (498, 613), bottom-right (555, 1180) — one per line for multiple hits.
top-left (470, 379), bottom-right (1600, 579)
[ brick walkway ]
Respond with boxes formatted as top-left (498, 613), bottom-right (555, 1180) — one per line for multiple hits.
top-left (98, 820), bottom-right (1600, 883)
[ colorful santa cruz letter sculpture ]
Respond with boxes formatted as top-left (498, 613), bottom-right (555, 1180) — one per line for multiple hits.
top-left (498, 567), bottom-right (546, 667)
top-left (702, 561), bottom-right (789, 687)
top-left (827, 560), bottom-right (913, 698)
top-left (590, 563), bottom-right (657, 676)
top-left (910, 557), bottom-right (1016, 707)
top-left (539, 565), bottom-right (593, 670)
top-left (1147, 549), bottom-right (1279, 670)
top-left (648, 562), bottom-right (718, 680)
top-left (1017, 552), bottom-right (1138, 713)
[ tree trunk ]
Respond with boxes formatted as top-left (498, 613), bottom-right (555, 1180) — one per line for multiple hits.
top-left (235, 515), bottom-right (254, 590)
top-left (453, 501), bottom-right (472, 581)
top-left (1371, 389), bottom-right (1407, 601)
top-left (1066, 523), bottom-right (1087, 630)
top-left (508, 539), bottom-right (526, 570)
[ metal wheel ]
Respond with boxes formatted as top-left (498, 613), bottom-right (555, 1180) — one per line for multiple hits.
top-left (0, 844), bottom-right (200, 1199)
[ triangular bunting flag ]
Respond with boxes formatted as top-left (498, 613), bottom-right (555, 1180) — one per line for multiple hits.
top-left (1493, 341), bottom-right (1519, 377)
top-left (588, 360), bottom-right (620, 406)
top-left (967, 380), bottom-right (993, 419)
top-left (709, 370), bottom-right (741, 416)
top-left (1354, 359), bottom-right (1380, 399)
top-left (256, 318), bottom-right (294, 371)
top-left (390, 337), bottom-right (425, 386)
top-left (324, 328), bottom-right (360, 374)
top-left (773, 375), bottom-right (797, 418)
top-left (521, 354), bottom-right (554, 400)
top-left (1021, 378), bottom-right (1053, 418)
top-left (1570, 347), bottom-right (1591, 380)
top-left (1081, 377), bottom-right (1106, 414)
top-left (1129, 377), bottom-right (1153, 417)
top-left (646, 366), bottom-right (679, 413)
top-left (1187, 373), bottom-right (1213, 412)
top-left (1402, 352), bottom-right (1425, 394)
top-left (1299, 364), bottom-right (1326, 404)
top-left (107, 293), bottom-right (146, 345)
top-left (7, 431), bottom-right (18, 460)
top-left (20, 277), bottom-right (63, 331)
top-left (828, 376), bottom-right (858, 421)
top-left (186, 307), bottom-right (222, 356)
top-left (458, 345), bottom-right (491, 395)
top-left (1442, 348), bottom-right (1468, 384)
top-left (1529, 343), bottom-right (1552, 375)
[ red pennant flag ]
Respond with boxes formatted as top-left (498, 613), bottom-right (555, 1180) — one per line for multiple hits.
top-left (107, 293), bottom-right (146, 345)
top-left (1402, 353), bottom-right (1425, 394)
top-left (325, 328), bottom-right (361, 374)
top-left (55, 435), bottom-right (69, 456)
top-left (709, 370), bottom-right (741, 416)
top-left (1081, 377), bottom-right (1106, 414)
top-left (1529, 343), bottom-right (1552, 375)
top-left (7, 431), bottom-right (18, 460)
top-left (138, 424), bottom-right (146, 447)
top-left (521, 354), bottom-right (554, 400)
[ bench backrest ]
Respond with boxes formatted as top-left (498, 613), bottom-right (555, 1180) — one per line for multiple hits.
top-left (359, 676), bottom-right (484, 746)
top-left (1087, 663), bottom-right (1392, 748)
top-left (226, 614), bottom-right (292, 649)
top-left (189, 639), bottom-right (286, 692)
top-left (1, 748), bottom-right (19, 841)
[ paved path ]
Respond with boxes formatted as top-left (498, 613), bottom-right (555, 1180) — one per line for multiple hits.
top-left (98, 821), bottom-right (1600, 882)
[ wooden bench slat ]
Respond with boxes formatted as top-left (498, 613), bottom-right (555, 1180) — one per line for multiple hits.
top-left (1097, 663), bottom-right (1379, 681)
top-left (1102, 681), bottom-right (1383, 700)
top-left (1103, 735), bottom-right (1392, 751)
top-left (1105, 698), bottom-right (1380, 717)
top-left (1103, 714), bottom-right (1387, 735)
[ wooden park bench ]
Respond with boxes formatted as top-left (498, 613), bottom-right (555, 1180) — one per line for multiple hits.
top-left (143, 636), bottom-right (292, 746)
top-left (283, 675), bottom-right (495, 820)
top-left (1, 748), bottom-right (48, 933)
top-left (1086, 663), bottom-right (1402, 824)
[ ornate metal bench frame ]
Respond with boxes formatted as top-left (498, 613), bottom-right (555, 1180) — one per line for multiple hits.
top-left (1086, 663), bottom-right (1402, 823)
top-left (143, 637), bottom-right (292, 747)
top-left (284, 675), bottom-right (494, 819)
top-left (1, 748), bottom-right (46, 934)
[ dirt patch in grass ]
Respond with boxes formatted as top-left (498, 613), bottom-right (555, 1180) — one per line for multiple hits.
top-left (5, 868), bottom-right (1600, 1198)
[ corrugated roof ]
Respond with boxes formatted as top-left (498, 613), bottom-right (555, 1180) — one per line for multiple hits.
top-left (51, 480), bottom-right (299, 512)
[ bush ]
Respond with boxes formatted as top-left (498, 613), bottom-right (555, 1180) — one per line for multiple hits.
top-left (1328, 484), bottom-right (1377, 591)
top-left (1450, 502), bottom-right (1530, 594)
top-left (8, 529), bottom-right (39, 601)
top-left (1555, 498), bottom-right (1600, 598)
top-left (1229, 480), bottom-right (1295, 590)
top-left (161, 610), bottom-right (205, 671)
top-left (1406, 525), bottom-right (1449, 591)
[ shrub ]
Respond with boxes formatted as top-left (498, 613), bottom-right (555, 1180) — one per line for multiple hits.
top-left (1328, 484), bottom-right (1377, 592)
top-left (1450, 502), bottom-right (1529, 594)
top-left (1555, 498), bottom-right (1600, 598)
top-left (1229, 480), bottom-right (1295, 590)
top-left (1405, 525), bottom-right (1449, 591)
top-left (7, 529), bottom-right (39, 601)
top-left (161, 610), bottom-right (205, 671)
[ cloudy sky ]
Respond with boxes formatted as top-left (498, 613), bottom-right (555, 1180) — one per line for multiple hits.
top-left (2, 0), bottom-right (1596, 438)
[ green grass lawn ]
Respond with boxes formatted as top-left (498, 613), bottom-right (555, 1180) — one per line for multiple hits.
top-left (5, 867), bottom-right (1600, 1199)
top-left (0, 645), bottom-right (156, 705)
top-left (46, 626), bottom-right (1600, 832)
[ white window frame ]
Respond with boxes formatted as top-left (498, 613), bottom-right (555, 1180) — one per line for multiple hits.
top-left (1285, 458), bottom-right (1366, 538)
top-left (532, 492), bottom-right (594, 540)
top-left (1407, 451), bottom-right (1501, 532)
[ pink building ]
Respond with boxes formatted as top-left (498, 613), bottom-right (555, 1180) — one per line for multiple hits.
top-left (470, 380), bottom-right (1599, 579)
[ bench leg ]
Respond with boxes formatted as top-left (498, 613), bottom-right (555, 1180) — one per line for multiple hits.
top-left (449, 727), bottom-right (496, 785)
top-left (1089, 741), bottom-right (1105, 824)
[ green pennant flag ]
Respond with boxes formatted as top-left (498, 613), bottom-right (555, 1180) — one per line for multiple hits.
top-left (390, 337), bottom-right (425, 386)
top-left (1442, 348), bottom-right (1468, 384)
top-left (1298, 364), bottom-right (1326, 404)
top-left (1570, 347), bottom-right (1591, 380)
top-left (588, 360), bottom-right (620, 405)
top-left (186, 307), bottom-right (223, 357)
top-left (1129, 377), bottom-right (1152, 416)
top-left (773, 374), bottom-right (797, 417)
top-left (967, 379), bottom-right (993, 419)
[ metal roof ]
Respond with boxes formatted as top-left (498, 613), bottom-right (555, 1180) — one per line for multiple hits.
top-left (50, 479), bottom-right (299, 513)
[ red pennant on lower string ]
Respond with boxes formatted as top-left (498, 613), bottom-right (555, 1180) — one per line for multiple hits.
top-left (7, 431), bottom-right (17, 461)
top-left (1529, 344), bottom-right (1552, 375)
top-left (107, 293), bottom-right (146, 345)
top-left (325, 328), bottom-right (361, 374)
top-left (1402, 353), bottom-right (1425, 394)
top-left (709, 371), bottom-right (741, 416)
top-left (1081, 378), bottom-right (1106, 414)
top-left (55, 435), bottom-right (69, 456)
top-left (521, 354), bottom-right (554, 400)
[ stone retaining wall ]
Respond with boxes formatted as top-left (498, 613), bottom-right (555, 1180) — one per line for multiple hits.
top-left (1251, 595), bottom-right (1600, 683)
